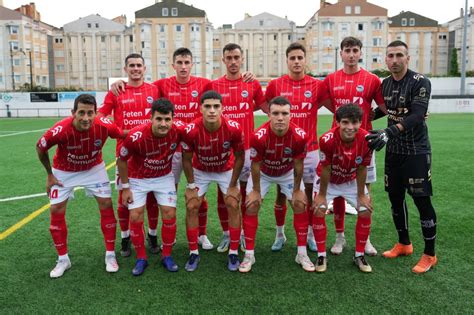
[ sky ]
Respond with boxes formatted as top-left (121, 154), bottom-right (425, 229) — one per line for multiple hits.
top-left (4, 0), bottom-right (469, 28)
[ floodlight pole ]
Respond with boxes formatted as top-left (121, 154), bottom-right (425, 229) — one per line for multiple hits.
top-left (460, 0), bottom-right (468, 95)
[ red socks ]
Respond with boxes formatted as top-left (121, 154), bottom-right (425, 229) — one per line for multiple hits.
top-left (130, 221), bottom-right (147, 260)
top-left (243, 214), bottom-right (258, 251)
top-left (99, 207), bottom-right (116, 251)
top-left (161, 217), bottom-right (176, 257)
top-left (198, 199), bottom-right (208, 236)
top-left (293, 212), bottom-right (309, 247)
top-left (186, 227), bottom-right (199, 251)
top-left (333, 197), bottom-right (346, 233)
top-left (117, 190), bottom-right (130, 232)
top-left (50, 211), bottom-right (68, 256)
top-left (274, 203), bottom-right (287, 227)
top-left (313, 216), bottom-right (327, 254)
top-left (229, 226), bottom-right (241, 251)
top-left (355, 216), bottom-right (371, 253)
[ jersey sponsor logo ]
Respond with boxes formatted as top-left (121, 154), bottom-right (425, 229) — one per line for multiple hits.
top-left (241, 90), bottom-right (249, 98)
top-left (413, 74), bottom-right (424, 81)
top-left (319, 151), bottom-right (326, 161)
top-left (40, 136), bottom-right (47, 148)
top-left (304, 90), bottom-right (312, 98)
top-left (295, 128), bottom-right (306, 138)
top-left (146, 96), bottom-right (153, 104)
top-left (352, 97), bottom-right (364, 105)
top-left (167, 154), bottom-right (174, 161)
top-left (223, 141), bottom-right (231, 149)
top-left (145, 108), bottom-right (152, 116)
top-left (255, 128), bottom-right (266, 139)
top-left (221, 151), bottom-right (230, 159)
top-left (321, 132), bottom-right (333, 143)
top-left (301, 102), bottom-right (313, 110)
top-left (284, 147), bottom-right (292, 155)
top-left (91, 150), bottom-right (100, 157)
top-left (239, 102), bottom-right (249, 110)
top-left (399, 96), bottom-right (406, 104)
top-left (131, 131), bottom-right (143, 142)
top-left (228, 120), bottom-right (240, 128)
top-left (185, 123), bottom-right (195, 134)
top-left (198, 145), bottom-right (211, 150)
top-left (51, 125), bottom-right (63, 136)
top-left (356, 85), bottom-right (364, 92)
top-left (333, 86), bottom-right (344, 91)
top-left (419, 87), bottom-right (427, 97)
top-left (168, 92), bottom-right (181, 96)
top-left (265, 149), bottom-right (275, 154)
top-left (121, 98), bottom-right (135, 104)
top-left (355, 156), bottom-right (363, 164)
top-left (281, 92), bottom-right (292, 96)
top-left (99, 117), bottom-right (113, 124)
top-left (94, 139), bottom-right (102, 147)
top-left (191, 90), bottom-right (198, 98)
top-left (250, 148), bottom-right (257, 158)
top-left (120, 146), bottom-right (128, 157)
top-left (282, 157), bottom-right (293, 163)
top-left (190, 102), bottom-right (199, 110)
top-left (67, 145), bottom-right (81, 149)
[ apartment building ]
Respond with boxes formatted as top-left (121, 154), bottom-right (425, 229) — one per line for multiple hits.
top-left (448, 7), bottom-right (474, 73)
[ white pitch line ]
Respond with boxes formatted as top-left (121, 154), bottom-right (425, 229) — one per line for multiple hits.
top-left (0, 129), bottom-right (47, 138)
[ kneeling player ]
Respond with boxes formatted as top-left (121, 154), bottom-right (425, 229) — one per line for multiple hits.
top-left (36, 94), bottom-right (123, 278)
top-left (181, 90), bottom-right (244, 272)
top-left (312, 104), bottom-right (374, 273)
top-left (241, 96), bottom-right (314, 273)
top-left (117, 98), bottom-right (183, 276)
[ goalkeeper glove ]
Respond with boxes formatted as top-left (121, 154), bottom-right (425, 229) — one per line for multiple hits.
top-left (366, 125), bottom-right (400, 151)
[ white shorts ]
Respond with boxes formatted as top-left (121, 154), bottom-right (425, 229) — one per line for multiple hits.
top-left (247, 170), bottom-right (305, 200)
top-left (50, 162), bottom-right (111, 205)
top-left (239, 149), bottom-right (251, 182)
top-left (194, 169), bottom-right (236, 197)
top-left (366, 154), bottom-right (377, 184)
top-left (127, 173), bottom-right (177, 210)
top-left (312, 178), bottom-right (369, 210)
top-left (172, 151), bottom-right (183, 185)
top-left (303, 150), bottom-right (319, 184)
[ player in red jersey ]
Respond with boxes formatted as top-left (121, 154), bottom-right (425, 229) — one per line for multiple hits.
top-left (117, 98), bottom-right (184, 276)
top-left (240, 96), bottom-right (315, 273)
top-left (322, 37), bottom-right (386, 256)
top-left (99, 53), bottom-right (161, 257)
top-left (265, 42), bottom-right (329, 252)
top-left (312, 104), bottom-right (374, 273)
top-left (36, 94), bottom-right (123, 278)
top-left (207, 43), bottom-right (266, 253)
top-left (181, 90), bottom-right (244, 272)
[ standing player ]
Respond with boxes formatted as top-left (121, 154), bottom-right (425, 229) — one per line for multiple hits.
top-left (207, 43), bottom-right (266, 252)
top-left (99, 53), bottom-right (161, 257)
top-left (312, 104), bottom-right (374, 273)
top-left (36, 94), bottom-right (123, 278)
top-left (241, 96), bottom-right (314, 273)
top-left (181, 90), bottom-right (244, 272)
top-left (117, 99), bottom-right (183, 276)
top-left (322, 37), bottom-right (385, 256)
top-left (367, 40), bottom-right (437, 274)
top-left (265, 42), bottom-right (328, 252)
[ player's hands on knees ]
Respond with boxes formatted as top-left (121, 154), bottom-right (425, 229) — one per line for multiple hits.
top-left (312, 194), bottom-right (328, 216)
top-left (292, 189), bottom-right (307, 212)
top-left (122, 188), bottom-right (134, 207)
top-left (357, 194), bottom-right (373, 213)
top-left (225, 186), bottom-right (241, 208)
top-left (46, 174), bottom-right (63, 194)
top-left (242, 71), bottom-right (256, 82)
top-left (185, 187), bottom-right (200, 210)
top-left (110, 80), bottom-right (126, 96)
top-left (246, 190), bottom-right (262, 212)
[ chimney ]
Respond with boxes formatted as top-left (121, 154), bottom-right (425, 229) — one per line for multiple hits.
top-left (244, 13), bottom-right (251, 19)
top-left (461, 8), bottom-right (464, 17)
top-left (320, 0), bottom-right (326, 9)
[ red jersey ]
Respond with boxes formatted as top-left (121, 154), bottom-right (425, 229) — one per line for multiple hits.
top-left (323, 68), bottom-right (384, 130)
top-left (265, 74), bottom-right (327, 151)
top-left (208, 76), bottom-right (265, 149)
top-left (118, 120), bottom-right (185, 179)
top-left (100, 82), bottom-right (160, 154)
top-left (37, 116), bottom-right (122, 172)
top-left (317, 127), bottom-right (372, 184)
top-left (155, 76), bottom-right (211, 124)
top-left (181, 117), bottom-right (244, 172)
top-left (250, 121), bottom-right (307, 177)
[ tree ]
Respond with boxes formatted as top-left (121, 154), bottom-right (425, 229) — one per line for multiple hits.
top-left (450, 48), bottom-right (460, 76)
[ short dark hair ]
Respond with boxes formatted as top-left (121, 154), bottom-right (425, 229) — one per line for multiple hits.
top-left (286, 42), bottom-right (306, 57)
top-left (73, 94), bottom-right (97, 111)
top-left (151, 98), bottom-right (174, 117)
top-left (125, 53), bottom-right (144, 65)
top-left (335, 103), bottom-right (363, 123)
top-left (173, 47), bottom-right (193, 62)
top-left (200, 90), bottom-right (222, 104)
top-left (387, 40), bottom-right (408, 50)
top-left (223, 43), bottom-right (243, 55)
top-left (340, 36), bottom-right (363, 50)
top-left (268, 96), bottom-right (291, 111)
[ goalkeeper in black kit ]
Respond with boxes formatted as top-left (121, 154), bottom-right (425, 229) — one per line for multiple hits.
top-left (367, 40), bottom-right (437, 274)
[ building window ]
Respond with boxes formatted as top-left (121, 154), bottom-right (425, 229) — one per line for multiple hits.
top-left (13, 59), bottom-right (20, 66)
top-left (171, 8), bottom-right (178, 16)
top-left (159, 40), bottom-right (166, 49)
top-left (322, 22), bottom-right (334, 31)
top-left (87, 23), bottom-right (91, 28)
top-left (345, 6), bottom-right (351, 14)
top-left (259, 20), bottom-right (264, 26)
top-left (162, 8), bottom-right (169, 16)
top-left (409, 18), bottom-right (415, 26)
top-left (9, 25), bottom-right (19, 34)
top-left (55, 38), bottom-right (63, 43)
top-left (273, 34), bottom-right (277, 40)
top-left (159, 24), bottom-right (165, 32)
top-left (129, 35), bottom-right (133, 42)
top-left (10, 41), bottom-right (19, 50)
top-left (115, 36), bottom-right (120, 42)
top-left (401, 18), bottom-right (407, 26)
top-left (56, 64), bottom-right (65, 71)
top-left (358, 23), bottom-right (364, 31)
top-left (176, 25), bottom-right (182, 32)
top-left (439, 35), bottom-right (447, 40)
top-left (373, 21), bottom-right (384, 30)
top-left (372, 37), bottom-right (382, 46)
top-left (95, 23), bottom-right (99, 28)
top-left (355, 6), bottom-right (361, 14)
top-left (101, 36), bottom-right (105, 42)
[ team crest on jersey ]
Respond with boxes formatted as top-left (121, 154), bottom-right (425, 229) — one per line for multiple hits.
top-left (181, 142), bottom-right (189, 150)
top-left (191, 90), bottom-right (198, 98)
top-left (170, 143), bottom-right (177, 150)
top-left (419, 87), bottom-right (427, 97)
top-left (146, 96), bottom-right (153, 104)
top-left (356, 85), bottom-right (364, 92)
top-left (304, 91), bottom-right (312, 98)
top-left (120, 146), bottom-right (128, 157)
top-left (250, 148), bottom-right (257, 158)
top-left (94, 139), bottom-right (102, 147)
top-left (319, 151), bottom-right (326, 161)
top-left (223, 141), bottom-right (231, 149)
top-left (284, 147), bottom-right (292, 155)
top-left (39, 136), bottom-right (47, 148)
top-left (355, 156), bottom-right (363, 164)
top-left (241, 90), bottom-right (249, 98)
top-left (399, 96), bottom-right (406, 104)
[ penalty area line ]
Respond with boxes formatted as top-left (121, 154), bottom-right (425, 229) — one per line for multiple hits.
top-left (0, 129), bottom-right (48, 138)
top-left (0, 161), bottom-right (116, 241)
